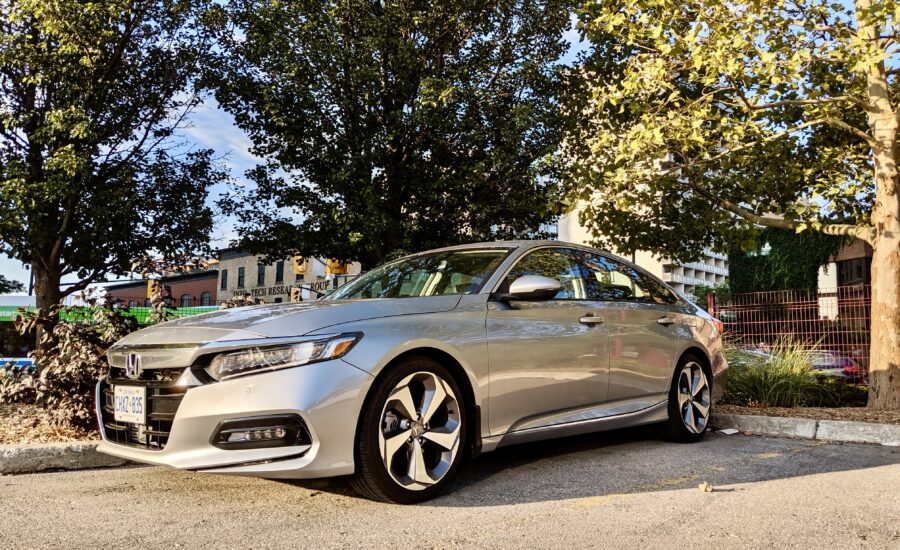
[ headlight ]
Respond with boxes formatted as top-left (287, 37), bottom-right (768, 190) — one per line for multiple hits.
top-left (206, 333), bottom-right (361, 380)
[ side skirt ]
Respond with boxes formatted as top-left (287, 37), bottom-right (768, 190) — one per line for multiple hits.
top-left (480, 399), bottom-right (669, 452)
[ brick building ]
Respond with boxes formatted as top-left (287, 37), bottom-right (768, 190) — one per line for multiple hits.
top-left (104, 270), bottom-right (218, 307)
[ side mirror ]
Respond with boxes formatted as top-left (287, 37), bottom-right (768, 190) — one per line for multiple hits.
top-left (495, 275), bottom-right (562, 302)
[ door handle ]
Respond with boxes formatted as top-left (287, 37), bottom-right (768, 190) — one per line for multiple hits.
top-left (580, 313), bottom-right (605, 325)
top-left (657, 316), bottom-right (676, 326)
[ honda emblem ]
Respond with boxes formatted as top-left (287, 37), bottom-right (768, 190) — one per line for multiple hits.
top-left (125, 353), bottom-right (143, 379)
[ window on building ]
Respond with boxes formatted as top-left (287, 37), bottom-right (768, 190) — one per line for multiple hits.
top-left (237, 267), bottom-right (245, 288)
top-left (838, 257), bottom-right (871, 286)
top-left (180, 294), bottom-right (193, 307)
top-left (295, 272), bottom-right (305, 282)
top-left (144, 299), bottom-right (152, 307)
top-left (274, 297), bottom-right (283, 303)
top-left (257, 263), bottom-right (265, 286)
top-left (128, 300), bottom-right (137, 308)
top-left (276, 260), bottom-right (285, 283)
top-left (200, 291), bottom-right (211, 306)
top-left (220, 269), bottom-right (228, 290)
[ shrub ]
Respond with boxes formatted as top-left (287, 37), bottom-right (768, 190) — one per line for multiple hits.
top-left (721, 338), bottom-right (842, 408)
top-left (0, 292), bottom-right (138, 430)
top-left (818, 377), bottom-right (869, 407)
top-left (0, 274), bottom-right (206, 431)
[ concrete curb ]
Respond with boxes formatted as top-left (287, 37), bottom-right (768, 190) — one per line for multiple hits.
top-left (0, 441), bottom-right (130, 475)
top-left (3, 414), bottom-right (897, 475)
top-left (711, 413), bottom-right (900, 447)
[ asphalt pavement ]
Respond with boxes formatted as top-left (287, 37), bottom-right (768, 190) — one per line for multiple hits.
top-left (1, 428), bottom-right (898, 549)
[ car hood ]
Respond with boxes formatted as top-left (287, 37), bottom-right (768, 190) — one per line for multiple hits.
top-left (112, 295), bottom-right (463, 347)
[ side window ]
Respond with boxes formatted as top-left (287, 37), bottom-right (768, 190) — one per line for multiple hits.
top-left (581, 253), bottom-right (679, 304)
top-left (501, 248), bottom-right (586, 299)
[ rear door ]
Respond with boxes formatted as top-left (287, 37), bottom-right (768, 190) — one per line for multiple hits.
top-left (486, 247), bottom-right (610, 435)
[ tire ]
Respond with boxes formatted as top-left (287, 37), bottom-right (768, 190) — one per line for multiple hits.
top-left (349, 356), bottom-right (468, 503)
top-left (658, 354), bottom-right (712, 443)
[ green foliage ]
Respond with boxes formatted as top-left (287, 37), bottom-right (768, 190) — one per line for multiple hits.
top-left (0, 0), bottom-right (226, 313)
top-left (563, 0), bottom-right (886, 261)
top-left (0, 275), bottom-right (24, 294)
top-left (722, 341), bottom-right (830, 407)
top-left (721, 339), bottom-right (866, 408)
top-left (0, 292), bottom-right (138, 430)
top-left (206, 0), bottom-right (577, 266)
top-left (728, 228), bottom-right (846, 293)
top-left (692, 281), bottom-right (731, 307)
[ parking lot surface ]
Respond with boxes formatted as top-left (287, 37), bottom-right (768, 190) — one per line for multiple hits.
top-left (2, 429), bottom-right (898, 549)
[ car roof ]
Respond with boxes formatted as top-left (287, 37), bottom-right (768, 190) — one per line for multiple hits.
top-left (419, 240), bottom-right (603, 254)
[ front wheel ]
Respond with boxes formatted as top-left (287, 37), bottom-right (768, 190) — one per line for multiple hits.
top-left (350, 357), bottom-right (467, 503)
top-left (658, 355), bottom-right (712, 443)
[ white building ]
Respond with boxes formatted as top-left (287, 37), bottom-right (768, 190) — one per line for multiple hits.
top-left (556, 207), bottom-right (729, 299)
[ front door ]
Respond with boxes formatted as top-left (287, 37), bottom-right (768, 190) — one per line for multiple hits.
top-left (486, 247), bottom-right (610, 435)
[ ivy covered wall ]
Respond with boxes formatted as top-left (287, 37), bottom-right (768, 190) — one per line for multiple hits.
top-left (728, 228), bottom-right (845, 293)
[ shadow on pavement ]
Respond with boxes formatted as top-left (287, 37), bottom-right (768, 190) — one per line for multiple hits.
top-left (279, 427), bottom-right (900, 507)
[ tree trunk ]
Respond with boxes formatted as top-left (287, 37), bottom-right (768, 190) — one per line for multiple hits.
top-left (30, 260), bottom-right (62, 368)
top-left (867, 167), bottom-right (900, 409)
top-left (855, 0), bottom-right (900, 408)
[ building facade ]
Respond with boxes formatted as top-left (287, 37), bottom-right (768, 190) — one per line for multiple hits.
top-left (104, 270), bottom-right (218, 307)
top-left (215, 249), bottom-right (362, 303)
top-left (556, 208), bottom-right (729, 300)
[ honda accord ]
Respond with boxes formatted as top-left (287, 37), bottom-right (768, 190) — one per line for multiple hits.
top-left (97, 241), bottom-right (727, 503)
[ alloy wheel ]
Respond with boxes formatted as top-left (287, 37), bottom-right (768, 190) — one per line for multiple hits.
top-left (378, 371), bottom-right (461, 491)
top-left (676, 361), bottom-right (710, 434)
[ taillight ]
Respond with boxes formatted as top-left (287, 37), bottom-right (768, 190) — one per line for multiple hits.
top-left (711, 318), bottom-right (724, 335)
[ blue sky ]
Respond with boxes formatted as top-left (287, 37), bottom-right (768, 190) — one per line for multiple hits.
top-left (0, 21), bottom-right (586, 294)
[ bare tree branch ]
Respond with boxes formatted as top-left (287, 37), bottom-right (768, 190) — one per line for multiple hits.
top-left (823, 117), bottom-right (876, 145)
top-left (748, 95), bottom-right (867, 110)
top-left (659, 118), bottom-right (831, 177)
top-left (686, 181), bottom-right (875, 243)
top-left (59, 268), bottom-right (109, 299)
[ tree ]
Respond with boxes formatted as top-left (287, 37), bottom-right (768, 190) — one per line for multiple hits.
top-left (206, 0), bottom-right (576, 267)
top-left (0, 1), bottom-right (226, 342)
top-left (0, 274), bottom-right (24, 294)
top-left (567, 1), bottom-right (900, 408)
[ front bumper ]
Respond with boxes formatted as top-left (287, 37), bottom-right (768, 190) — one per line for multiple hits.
top-left (96, 358), bottom-right (373, 478)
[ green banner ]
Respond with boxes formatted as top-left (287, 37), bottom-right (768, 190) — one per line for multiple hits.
top-left (0, 305), bottom-right (219, 324)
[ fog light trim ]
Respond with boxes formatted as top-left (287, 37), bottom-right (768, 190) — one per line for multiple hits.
top-left (211, 414), bottom-right (311, 450)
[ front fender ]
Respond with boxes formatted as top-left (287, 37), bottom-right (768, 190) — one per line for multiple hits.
top-left (306, 299), bottom-right (490, 436)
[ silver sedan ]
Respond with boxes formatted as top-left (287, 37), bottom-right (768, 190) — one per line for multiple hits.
top-left (96, 241), bottom-right (727, 503)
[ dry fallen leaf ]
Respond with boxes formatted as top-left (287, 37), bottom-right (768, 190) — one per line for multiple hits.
top-left (699, 482), bottom-right (714, 493)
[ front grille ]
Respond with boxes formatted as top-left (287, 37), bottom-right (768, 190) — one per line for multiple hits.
top-left (99, 368), bottom-right (190, 450)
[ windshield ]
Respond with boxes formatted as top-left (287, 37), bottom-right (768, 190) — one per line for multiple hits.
top-left (327, 248), bottom-right (513, 300)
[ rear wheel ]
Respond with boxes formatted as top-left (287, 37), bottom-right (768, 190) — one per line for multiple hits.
top-left (658, 355), bottom-right (712, 442)
top-left (350, 357), bottom-right (467, 503)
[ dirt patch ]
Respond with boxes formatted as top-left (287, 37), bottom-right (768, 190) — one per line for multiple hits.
top-left (0, 404), bottom-right (97, 445)
top-left (717, 404), bottom-right (900, 425)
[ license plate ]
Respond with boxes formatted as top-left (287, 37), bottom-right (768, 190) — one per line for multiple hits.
top-left (113, 385), bottom-right (147, 424)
